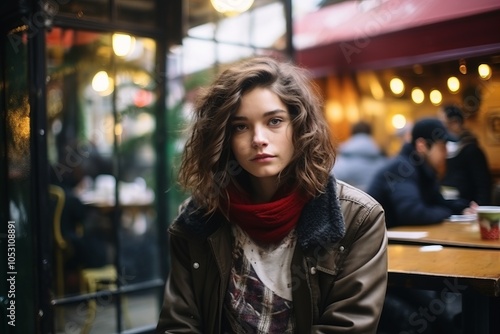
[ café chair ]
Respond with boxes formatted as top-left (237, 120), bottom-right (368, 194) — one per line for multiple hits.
top-left (79, 265), bottom-right (132, 334)
top-left (49, 185), bottom-right (67, 297)
top-left (49, 184), bottom-right (67, 330)
top-left (50, 184), bottom-right (131, 333)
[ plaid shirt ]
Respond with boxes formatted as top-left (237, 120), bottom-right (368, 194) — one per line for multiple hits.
top-left (223, 226), bottom-right (296, 333)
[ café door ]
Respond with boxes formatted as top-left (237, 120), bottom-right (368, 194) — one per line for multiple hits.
top-left (1, 10), bottom-right (181, 334)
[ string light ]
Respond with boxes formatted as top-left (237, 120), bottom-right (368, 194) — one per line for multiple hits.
top-left (478, 64), bottom-right (492, 80)
top-left (447, 76), bottom-right (460, 93)
top-left (389, 77), bottom-right (405, 96)
top-left (411, 87), bottom-right (424, 104)
top-left (429, 89), bottom-right (442, 105)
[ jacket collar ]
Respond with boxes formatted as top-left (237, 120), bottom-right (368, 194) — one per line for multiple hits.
top-left (173, 176), bottom-right (346, 250)
top-left (295, 176), bottom-right (345, 249)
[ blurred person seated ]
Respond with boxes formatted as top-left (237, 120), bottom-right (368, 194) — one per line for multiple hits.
top-left (438, 104), bottom-right (492, 205)
top-left (371, 118), bottom-right (468, 334)
top-left (332, 121), bottom-right (387, 192)
top-left (367, 118), bottom-right (475, 229)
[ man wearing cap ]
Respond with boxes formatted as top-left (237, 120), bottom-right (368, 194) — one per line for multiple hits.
top-left (438, 104), bottom-right (492, 205)
top-left (367, 117), bottom-right (473, 228)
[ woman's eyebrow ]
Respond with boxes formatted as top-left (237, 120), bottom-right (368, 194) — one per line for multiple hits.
top-left (232, 109), bottom-right (288, 121)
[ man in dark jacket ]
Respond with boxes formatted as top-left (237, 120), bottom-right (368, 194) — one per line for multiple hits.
top-left (438, 104), bottom-right (492, 205)
top-left (367, 118), bottom-right (471, 228)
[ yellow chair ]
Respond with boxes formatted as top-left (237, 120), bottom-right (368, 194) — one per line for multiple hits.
top-left (50, 185), bottom-right (68, 296)
top-left (49, 184), bottom-right (68, 330)
top-left (50, 185), bottom-right (131, 333)
top-left (79, 265), bottom-right (131, 334)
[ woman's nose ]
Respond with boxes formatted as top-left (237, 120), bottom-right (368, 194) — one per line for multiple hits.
top-left (252, 127), bottom-right (268, 147)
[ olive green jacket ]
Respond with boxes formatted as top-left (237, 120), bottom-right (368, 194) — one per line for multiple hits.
top-left (156, 178), bottom-right (387, 333)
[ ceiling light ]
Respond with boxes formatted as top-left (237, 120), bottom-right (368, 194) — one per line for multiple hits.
top-left (211, 0), bottom-right (254, 15)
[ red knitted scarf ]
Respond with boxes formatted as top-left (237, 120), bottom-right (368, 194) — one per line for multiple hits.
top-left (227, 188), bottom-right (309, 244)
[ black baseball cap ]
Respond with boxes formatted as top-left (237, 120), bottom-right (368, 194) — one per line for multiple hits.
top-left (411, 117), bottom-right (456, 144)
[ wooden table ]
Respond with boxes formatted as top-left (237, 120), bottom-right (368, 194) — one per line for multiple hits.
top-left (388, 244), bottom-right (500, 333)
top-left (388, 244), bottom-right (500, 296)
top-left (388, 221), bottom-right (500, 249)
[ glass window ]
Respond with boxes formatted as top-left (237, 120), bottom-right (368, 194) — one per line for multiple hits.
top-left (251, 2), bottom-right (286, 49)
top-left (46, 27), bottom-right (161, 333)
top-left (215, 11), bottom-right (252, 45)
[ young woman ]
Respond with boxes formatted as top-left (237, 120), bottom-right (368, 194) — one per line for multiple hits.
top-left (156, 56), bottom-right (387, 333)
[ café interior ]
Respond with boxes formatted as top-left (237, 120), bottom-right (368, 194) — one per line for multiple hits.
top-left (1, 0), bottom-right (500, 333)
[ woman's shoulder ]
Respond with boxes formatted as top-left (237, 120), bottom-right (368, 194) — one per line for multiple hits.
top-left (335, 179), bottom-right (385, 233)
top-left (335, 180), bottom-right (386, 249)
top-left (169, 198), bottom-right (225, 238)
top-left (336, 179), bottom-right (383, 212)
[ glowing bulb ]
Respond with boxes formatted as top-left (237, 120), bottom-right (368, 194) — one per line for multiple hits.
top-left (392, 114), bottom-right (406, 129)
top-left (447, 76), bottom-right (460, 93)
top-left (113, 33), bottom-right (134, 57)
top-left (92, 71), bottom-right (110, 92)
top-left (478, 64), bottom-right (492, 80)
top-left (211, 0), bottom-right (254, 15)
top-left (389, 77), bottom-right (405, 96)
top-left (92, 71), bottom-right (114, 96)
top-left (411, 87), bottom-right (424, 104)
top-left (429, 89), bottom-right (442, 105)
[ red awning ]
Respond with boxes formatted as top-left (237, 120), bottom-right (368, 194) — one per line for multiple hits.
top-left (294, 0), bottom-right (500, 76)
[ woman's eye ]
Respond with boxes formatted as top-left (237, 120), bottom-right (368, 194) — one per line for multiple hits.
top-left (269, 118), bottom-right (283, 126)
top-left (232, 124), bottom-right (247, 132)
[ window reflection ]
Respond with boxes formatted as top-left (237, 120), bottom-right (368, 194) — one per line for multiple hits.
top-left (3, 29), bottom-right (36, 334)
top-left (46, 27), bottom-right (160, 331)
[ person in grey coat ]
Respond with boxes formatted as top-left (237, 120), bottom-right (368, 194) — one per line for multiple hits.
top-left (333, 121), bottom-right (387, 192)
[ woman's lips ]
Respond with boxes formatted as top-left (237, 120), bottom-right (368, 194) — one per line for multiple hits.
top-left (251, 154), bottom-right (274, 162)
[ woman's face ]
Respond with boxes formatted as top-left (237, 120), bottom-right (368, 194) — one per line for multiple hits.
top-left (230, 87), bottom-right (294, 183)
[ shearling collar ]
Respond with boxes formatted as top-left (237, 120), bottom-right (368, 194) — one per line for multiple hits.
top-left (295, 176), bottom-right (345, 249)
top-left (171, 176), bottom-right (346, 251)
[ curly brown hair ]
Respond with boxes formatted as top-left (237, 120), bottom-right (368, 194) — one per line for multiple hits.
top-left (178, 56), bottom-right (336, 214)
